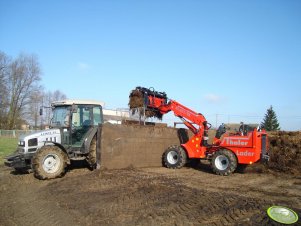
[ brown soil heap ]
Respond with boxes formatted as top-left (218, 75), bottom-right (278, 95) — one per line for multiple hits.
top-left (99, 123), bottom-right (180, 169)
top-left (268, 131), bottom-right (301, 175)
top-left (128, 88), bottom-right (163, 119)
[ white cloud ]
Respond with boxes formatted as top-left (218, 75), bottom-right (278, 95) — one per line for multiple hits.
top-left (204, 94), bottom-right (224, 103)
top-left (77, 62), bottom-right (90, 70)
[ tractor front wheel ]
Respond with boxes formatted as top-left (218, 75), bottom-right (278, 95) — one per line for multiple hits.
top-left (163, 145), bottom-right (187, 169)
top-left (211, 149), bottom-right (237, 176)
top-left (32, 146), bottom-right (68, 180)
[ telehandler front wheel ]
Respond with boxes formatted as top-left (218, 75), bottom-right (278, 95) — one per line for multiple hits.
top-left (32, 146), bottom-right (68, 180)
top-left (163, 145), bottom-right (187, 169)
top-left (211, 149), bottom-right (237, 176)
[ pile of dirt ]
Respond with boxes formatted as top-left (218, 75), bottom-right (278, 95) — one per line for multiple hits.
top-left (268, 131), bottom-right (301, 175)
top-left (99, 123), bottom-right (180, 169)
top-left (128, 88), bottom-right (163, 119)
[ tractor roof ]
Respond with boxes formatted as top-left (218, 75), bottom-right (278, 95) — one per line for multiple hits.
top-left (51, 99), bottom-right (105, 107)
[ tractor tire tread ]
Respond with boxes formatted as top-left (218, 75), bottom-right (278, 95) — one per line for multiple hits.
top-left (32, 146), bottom-right (67, 180)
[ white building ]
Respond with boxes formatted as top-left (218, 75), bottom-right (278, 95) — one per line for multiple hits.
top-left (103, 109), bottom-right (130, 124)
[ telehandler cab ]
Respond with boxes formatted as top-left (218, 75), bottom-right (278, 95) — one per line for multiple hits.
top-left (5, 100), bottom-right (103, 179)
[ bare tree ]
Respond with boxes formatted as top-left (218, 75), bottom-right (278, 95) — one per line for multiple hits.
top-left (6, 53), bottom-right (41, 129)
top-left (52, 90), bottom-right (66, 101)
top-left (25, 89), bottom-right (44, 129)
top-left (19, 86), bottom-right (67, 129)
top-left (41, 90), bottom-right (67, 126)
top-left (0, 51), bottom-right (67, 129)
top-left (0, 51), bottom-right (10, 128)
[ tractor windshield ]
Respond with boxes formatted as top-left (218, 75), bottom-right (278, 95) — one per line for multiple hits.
top-left (50, 106), bottom-right (70, 128)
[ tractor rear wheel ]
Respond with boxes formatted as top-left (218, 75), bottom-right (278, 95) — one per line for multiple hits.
top-left (32, 146), bottom-right (68, 180)
top-left (163, 145), bottom-right (187, 169)
top-left (211, 149), bottom-right (237, 176)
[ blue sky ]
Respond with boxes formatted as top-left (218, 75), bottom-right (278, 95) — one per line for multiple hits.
top-left (1, 0), bottom-right (301, 130)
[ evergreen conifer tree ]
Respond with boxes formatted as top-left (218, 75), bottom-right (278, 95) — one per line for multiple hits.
top-left (261, 106), bottom-right (280, 131)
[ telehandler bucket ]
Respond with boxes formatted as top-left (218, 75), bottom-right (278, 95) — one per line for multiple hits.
top-left (129, 87), bottom-right (168, 119)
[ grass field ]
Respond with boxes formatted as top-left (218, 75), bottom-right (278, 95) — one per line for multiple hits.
top-left (0, 137), bottom-right (17, 164)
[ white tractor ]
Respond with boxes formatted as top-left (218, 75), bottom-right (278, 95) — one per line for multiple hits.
top-left (5, 100), bottom-right (104, 179)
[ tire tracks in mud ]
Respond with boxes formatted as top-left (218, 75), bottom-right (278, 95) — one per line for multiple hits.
top-left (1, 166), bottom-right (300, 226)
top-left (42, 169), bottom-right (301, 226)
top-left (0, 167), bottom-right (80, 226)
top-left (145, 166), bottom-right (301, 208)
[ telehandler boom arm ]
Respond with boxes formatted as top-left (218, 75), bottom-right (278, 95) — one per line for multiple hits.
top-left (134, 87), bottom-right (210, 143)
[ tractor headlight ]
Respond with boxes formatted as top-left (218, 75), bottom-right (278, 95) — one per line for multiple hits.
top-left (18, 141), bottom-right (25, 146)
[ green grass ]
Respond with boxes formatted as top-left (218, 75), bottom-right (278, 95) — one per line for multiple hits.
top-left (0, 137), bottom-right (18, 165)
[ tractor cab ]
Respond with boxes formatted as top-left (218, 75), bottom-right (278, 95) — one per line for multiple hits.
top-left (50, 100), bottom-right (104, 150)
top-left (5, 99), bottom-right (104, 178)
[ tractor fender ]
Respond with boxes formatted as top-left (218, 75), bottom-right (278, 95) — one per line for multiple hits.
top-left (84, 126), bottom-right (99, 154)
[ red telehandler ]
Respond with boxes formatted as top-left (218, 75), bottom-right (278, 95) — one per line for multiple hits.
top-left (130, 87), bottom-right (269, 175)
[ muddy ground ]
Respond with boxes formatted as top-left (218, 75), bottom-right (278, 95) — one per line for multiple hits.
top-left (1, 128), bottom-right (301, 225)
top-left (0, 163), bottom-right (300, 226)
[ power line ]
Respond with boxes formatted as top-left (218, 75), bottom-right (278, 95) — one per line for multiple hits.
top-left (206, 113), bottom-right (301, 119)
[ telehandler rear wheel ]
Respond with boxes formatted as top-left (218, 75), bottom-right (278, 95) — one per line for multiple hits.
top-left (211, 149), bottom-right (237, 176)
top-left (163, 145), bottom-right (187, 169)
top-left (32, 146), bottom-right (68, 180)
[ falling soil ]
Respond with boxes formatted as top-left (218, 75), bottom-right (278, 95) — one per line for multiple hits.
top-left (128, 88), bottom-right (163, 120)
top-left (128, 89), bottom-right (144, 109)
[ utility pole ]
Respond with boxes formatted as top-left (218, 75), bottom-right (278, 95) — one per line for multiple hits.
top-left (40, 101), bottom-right (43, 130)
top-left (215, 114), bottom-right (218, 128)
